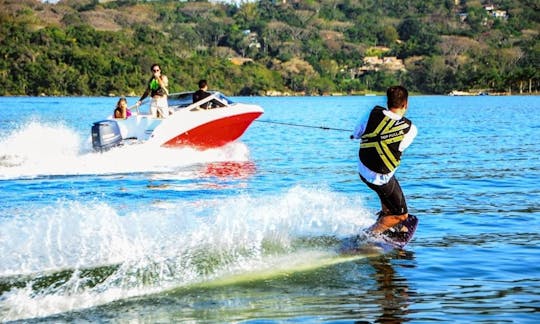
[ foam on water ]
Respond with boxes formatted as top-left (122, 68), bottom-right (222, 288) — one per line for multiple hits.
top-left (3, 95), bottom-right (539, 322)
top-left (0, 185), bottom-right (374, 321)
top-left (0, 121), bottom-right (251, 179)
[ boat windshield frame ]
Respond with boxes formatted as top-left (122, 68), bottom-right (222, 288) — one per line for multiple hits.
top-left (168, 91), bottom-right (233, 110)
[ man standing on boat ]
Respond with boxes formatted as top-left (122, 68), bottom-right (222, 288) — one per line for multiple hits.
top-left (137, 63), bottom-right (169, 118)
top-left (350, 86), bottom-right (417, 235)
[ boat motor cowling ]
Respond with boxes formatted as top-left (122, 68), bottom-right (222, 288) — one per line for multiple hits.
top-left (91, 120), bottom-right (122, 151)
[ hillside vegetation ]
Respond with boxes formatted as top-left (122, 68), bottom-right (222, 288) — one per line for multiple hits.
top-left (0, 0), bottom-right (538, 96)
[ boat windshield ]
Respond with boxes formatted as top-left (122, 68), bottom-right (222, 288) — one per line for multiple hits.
top-left (168, 91), bottom-right (233, 109)
top-left (167, 92), bottom-right (193, 108)
top-left (215, 92), bottom-right (234, 105)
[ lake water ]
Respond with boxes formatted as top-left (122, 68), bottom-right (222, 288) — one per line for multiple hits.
top-left (0, 95), bottom-right (539, 323)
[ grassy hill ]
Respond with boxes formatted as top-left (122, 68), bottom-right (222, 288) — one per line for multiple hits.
top-left (0, 0), bottom-right (538, 96)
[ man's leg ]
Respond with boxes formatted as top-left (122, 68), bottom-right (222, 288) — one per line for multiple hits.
top-left (361, 175), bottom-right (409, 234)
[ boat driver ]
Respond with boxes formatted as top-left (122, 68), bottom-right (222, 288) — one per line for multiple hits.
top-left (193, 79), bottom-right (225, 109)
top-left (137, 63), bottom-right (169, 118)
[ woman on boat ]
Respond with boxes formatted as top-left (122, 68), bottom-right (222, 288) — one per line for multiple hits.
top-left (113, 97), bottom-right (131, 119)
top-left (136, 63), bottom-right (169, 118)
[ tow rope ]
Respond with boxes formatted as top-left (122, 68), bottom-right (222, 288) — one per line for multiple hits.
top-left (255, 119), bottom-right (351, 132)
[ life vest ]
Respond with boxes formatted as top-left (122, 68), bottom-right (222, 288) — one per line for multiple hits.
top-left (359, 106), bottom-right (412, 174)
top-left (149, 78), bottom-right (166, 97)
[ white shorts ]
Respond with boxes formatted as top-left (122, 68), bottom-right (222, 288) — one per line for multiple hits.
top-left (150, 96), bottom-right (169, 118)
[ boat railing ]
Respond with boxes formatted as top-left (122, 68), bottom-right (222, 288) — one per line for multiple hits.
top-left (129, 103), bottom-right (140, 116)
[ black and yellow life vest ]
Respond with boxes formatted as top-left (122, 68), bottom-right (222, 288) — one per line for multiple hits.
top-left (359, 106), bottom-right (412, 174)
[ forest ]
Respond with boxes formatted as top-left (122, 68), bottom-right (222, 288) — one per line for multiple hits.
top-left (0, 0), bottom-right (538, 96)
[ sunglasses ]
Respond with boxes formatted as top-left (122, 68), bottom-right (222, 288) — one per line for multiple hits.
top-left (152, 69), bottom-right (160, 72)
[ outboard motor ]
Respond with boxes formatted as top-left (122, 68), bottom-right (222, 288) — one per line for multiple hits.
top-left (91, 120), bottom-right (122, 151)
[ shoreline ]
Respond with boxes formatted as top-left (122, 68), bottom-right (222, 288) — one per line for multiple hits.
top-left (1, 91), bottom-right (538, 98)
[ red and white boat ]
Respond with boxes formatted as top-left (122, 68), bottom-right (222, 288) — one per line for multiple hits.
top-left (91, 91), bottom-right (263, 151)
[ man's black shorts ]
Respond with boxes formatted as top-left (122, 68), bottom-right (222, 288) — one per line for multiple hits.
top-left (360, 175), bottom-right (408, 215)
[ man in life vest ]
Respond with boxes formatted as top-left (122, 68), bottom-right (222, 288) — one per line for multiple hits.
top-left (350, 86), bottom-right (418, 234)
top-left (137, 63), bottom-right (169, 118)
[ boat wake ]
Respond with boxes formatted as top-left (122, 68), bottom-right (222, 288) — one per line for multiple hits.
top-left (0, 121), bottom-right (251, 180)
top-left (0, 187), bottom-right (375, 322)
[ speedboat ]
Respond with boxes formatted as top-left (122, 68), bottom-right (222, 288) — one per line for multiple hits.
top-left (91, 91), bottom-right (264, 151)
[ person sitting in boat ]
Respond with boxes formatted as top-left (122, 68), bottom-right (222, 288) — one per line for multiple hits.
top-left (113, 97), bottom-right (131, 119)
top-left (136, 64), bottom-right (169, 118)
top-left (193, 79), bottom-right (225, 109)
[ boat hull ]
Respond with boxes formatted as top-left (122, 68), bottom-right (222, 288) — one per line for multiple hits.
top-left (162, 111), bottom-right (263, 149)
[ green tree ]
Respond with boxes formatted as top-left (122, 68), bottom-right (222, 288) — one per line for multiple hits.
top-left (397, 17), bottom-right (440, 57)
top-left (0, 0), bottom-right (537, 95)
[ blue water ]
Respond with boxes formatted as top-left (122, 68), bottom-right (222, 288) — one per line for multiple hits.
top-left (1, 95), bottom-right (539, 322)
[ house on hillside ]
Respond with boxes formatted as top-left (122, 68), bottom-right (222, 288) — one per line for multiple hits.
top-left (359, 56), bottom-right (405, 74)
top-left (491, 10), bottom-right (508, 19)
top-left (242, 29), bottom-right (262, 50)
top-left (484, 5), bottom-right (508, 19)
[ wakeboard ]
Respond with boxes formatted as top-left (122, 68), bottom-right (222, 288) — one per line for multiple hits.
top-left (340, 214), bottom-right (418, 252)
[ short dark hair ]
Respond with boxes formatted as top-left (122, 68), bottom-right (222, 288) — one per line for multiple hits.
top-left (387, 86), bottom-right (408, 109)
top-left (198, 79), bottom-right (207, 89)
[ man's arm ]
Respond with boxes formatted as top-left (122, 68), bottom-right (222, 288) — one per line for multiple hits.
top-left (399, 124), bottom-right (417, 151)
top-left (350, 110), bottom-right (370, 139)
